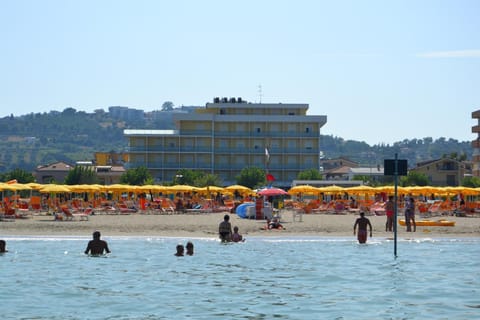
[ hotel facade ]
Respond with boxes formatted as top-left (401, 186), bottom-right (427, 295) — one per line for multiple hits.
top-left (472, 109), bottom-right (480, 177)
top-left (124, 98), bottom-right (327, 187)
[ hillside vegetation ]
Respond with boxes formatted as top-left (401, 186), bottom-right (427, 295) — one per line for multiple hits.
top-left (0, 107), bottom-right (472, 173)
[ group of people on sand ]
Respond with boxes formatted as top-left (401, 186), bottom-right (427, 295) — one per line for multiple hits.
top-left (218, 214), bottom-right (245, 243)
top-left (384, 195), bottom-right (417, 233)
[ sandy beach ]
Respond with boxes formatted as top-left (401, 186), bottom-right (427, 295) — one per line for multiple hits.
top-left (1, 209), bottom-right (479, 239)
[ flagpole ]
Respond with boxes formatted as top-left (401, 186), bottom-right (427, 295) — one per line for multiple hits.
top-left (265, 147), bottom-right (271, 187)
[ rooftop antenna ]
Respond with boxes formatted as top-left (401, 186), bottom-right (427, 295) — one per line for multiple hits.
top-left (258, 84), bottom-right (263, 103)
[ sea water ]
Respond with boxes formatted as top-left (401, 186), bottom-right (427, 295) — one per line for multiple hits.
top-left (1, 236), bottom-right (479, 320)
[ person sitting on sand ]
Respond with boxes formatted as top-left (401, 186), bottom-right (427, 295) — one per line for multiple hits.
top-left (175, 244), bottom-right (184, 256)
top-left (232, 226), bottom-right (244, 242)
top-left (268, 217), bottom-right (284, 230)
top-left (353, 212), bottom-right (372, 244)
top-left (185, 241), bottom-right (194, 255)
top-left (0, 240), bottom-right (8, 253)
top-left (84, 231), bottom-right (111, 255)
top-left (219, 214), bottom-right (233, 242)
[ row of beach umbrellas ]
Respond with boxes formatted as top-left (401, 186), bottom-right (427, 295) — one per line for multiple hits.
top-left (0, 182), bottom-right (256, 196)
top-left (1, 182), bottom-right (477, 197)
top-left (288, 184), bottom-right (480, 196)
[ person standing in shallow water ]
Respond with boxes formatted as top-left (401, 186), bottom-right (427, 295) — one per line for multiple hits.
top-left (353, 212), bottom-right (373, 244)
top-left (219, 214), bottom-right (233, 242)
top-left (385, 196), bottom-right (395, 232)
top-left (232, 226), bottom-right (244, 242)
top-left (185, 241), bottom-right (194, 255)
top-left (175, 244), bottom-right (184, 256)
top-left (84, 231), bottom-right (111, 255)
top-left (0, 240), bottom-right (8, 253)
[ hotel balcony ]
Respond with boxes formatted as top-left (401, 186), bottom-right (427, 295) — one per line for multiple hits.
top-left (472, 139), bottom-right (480, 148)
top-left (127, 146), bottom-right (319, 154)
top-left (472, 125), bottom-right (480, 133)
top-left (472, 110), bottom-right (480, 119)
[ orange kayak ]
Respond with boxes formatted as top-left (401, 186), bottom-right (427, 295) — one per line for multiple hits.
top-left (398, 219), bottom-right (455, 227)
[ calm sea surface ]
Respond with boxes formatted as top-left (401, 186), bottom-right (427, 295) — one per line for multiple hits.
top-left (1, 236), bottom-right (479, 320)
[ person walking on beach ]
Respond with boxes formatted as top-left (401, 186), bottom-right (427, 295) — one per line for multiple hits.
top-left (219, 214), bottom-right (233, 242)
top-left (353, 212), bottom-right (372, 244)
top-left (84, 231), bottom-right (111, 255)
top-left (385, 196), bottom-right (395, 232)
top-left (405, 197), bottom-right (416, 232)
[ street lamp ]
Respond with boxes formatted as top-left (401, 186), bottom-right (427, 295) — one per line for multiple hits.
top-left (175, 174), bottom-right (183, 184)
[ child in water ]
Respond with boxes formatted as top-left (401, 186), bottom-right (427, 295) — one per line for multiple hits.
top-left (232, 226), bottom-right (245, 242)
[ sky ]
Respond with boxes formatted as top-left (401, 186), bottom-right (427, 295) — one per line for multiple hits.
top-left (1, 0), bottom-right (479, 146)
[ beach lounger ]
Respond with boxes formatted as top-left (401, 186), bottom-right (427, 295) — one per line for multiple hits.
top-left (60, 206), bottom-right (91, 221)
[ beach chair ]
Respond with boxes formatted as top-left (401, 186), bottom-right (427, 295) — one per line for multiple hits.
top-left (60, 206), bottom-right (91, 221)
top-left (1, 204), bottom-right (16, 221)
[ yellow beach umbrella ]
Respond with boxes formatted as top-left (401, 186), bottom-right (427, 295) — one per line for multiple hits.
top-left (288, 185), bottom-right (320, 195)
top-left (375, 185), bottom-right (407, 195)
top-left (197, 186), bottom-right (224, 194)
top-left (24, 182), bottom-right (43, 190)
top-left (317, 185), bottom-right (345, 195)
top-left (166, 185), bottom-right (199, 193)
top-left (39, 184), bottom-right (71, 193)
top-left (344, 185), bottom-right (377, 195)
top-left (224, 184), bottom-right (251, 192)
top-left (68, 184), bottom-right (102, 193)
top-left (224, 185), bottom-right (253, 196)
top-left (138, 184), bottom-right (168, 193)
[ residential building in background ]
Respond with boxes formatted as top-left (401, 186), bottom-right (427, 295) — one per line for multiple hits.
top-left (34, 161), bottom-right (73, 183)
top-left (109, 106), bottom-right (144, 121)
top-left (410, 158), bottom-right (466, 186)
top-left (124, 97), bottom-right (327, 187)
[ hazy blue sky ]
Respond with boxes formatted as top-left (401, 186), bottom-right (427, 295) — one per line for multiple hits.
top-left (1, 0), bottom-right (479, 145)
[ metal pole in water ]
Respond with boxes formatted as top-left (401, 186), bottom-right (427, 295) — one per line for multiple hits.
top-left (394, 153), bottom-right (398, 258)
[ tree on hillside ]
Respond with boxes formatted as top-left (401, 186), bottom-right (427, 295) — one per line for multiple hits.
top-left (161, 101), bottom-right (174, 111)
top-left (236, 167), bottom-right (265, 189)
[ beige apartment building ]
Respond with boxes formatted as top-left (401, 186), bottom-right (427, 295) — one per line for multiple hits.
top-left (472, 110), bottom-right (480, 177)
top-left (124, 98), bottom-right (327, 186)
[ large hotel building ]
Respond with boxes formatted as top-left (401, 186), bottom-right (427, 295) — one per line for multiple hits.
top-left (124, 98), bottom-right (327, 187)
top-left (472, 109), bottom-right (480, 177)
